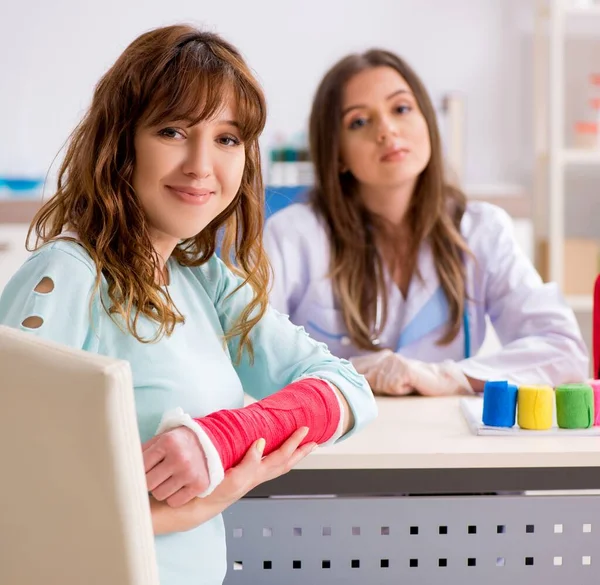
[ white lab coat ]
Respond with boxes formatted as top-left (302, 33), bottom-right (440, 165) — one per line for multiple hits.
top-left (263, 201), bottom-right (589, 386)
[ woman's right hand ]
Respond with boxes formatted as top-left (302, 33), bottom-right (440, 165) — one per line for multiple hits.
top-left (151, 427), bottom-right (316, 535)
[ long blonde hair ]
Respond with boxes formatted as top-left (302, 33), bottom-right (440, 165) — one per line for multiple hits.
top-left (29, 25), bottom-right (270, 361)
top-left (309, 49), bottom-right (471, 351)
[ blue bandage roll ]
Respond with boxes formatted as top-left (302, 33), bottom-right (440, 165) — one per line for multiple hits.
top-left (482, 380), bottom-right (518, 427)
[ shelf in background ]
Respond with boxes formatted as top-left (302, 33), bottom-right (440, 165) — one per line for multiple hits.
top-left (563, 148), bottom-right (600, 165)
top-left (565, 5), bottom-right (600, 16)
top-left (0, 199), bottom-right (43, 224)
top-left (562, 5), bottom-right (600, 37)
top-left (566, 295), bottom-right (593, 312)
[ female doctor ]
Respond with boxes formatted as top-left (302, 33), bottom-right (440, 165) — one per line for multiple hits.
top-left (263, 49), bottom-right (589, 396)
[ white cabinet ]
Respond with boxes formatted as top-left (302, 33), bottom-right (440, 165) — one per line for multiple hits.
top-left (0, 224), bottom-right (31, 294)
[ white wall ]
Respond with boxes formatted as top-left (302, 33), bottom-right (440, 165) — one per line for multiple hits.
top-left (0, 0), bottom-right (534, 190)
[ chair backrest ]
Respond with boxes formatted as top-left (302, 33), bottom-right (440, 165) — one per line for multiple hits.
top-left (0, 326), bottom-right (159, 585)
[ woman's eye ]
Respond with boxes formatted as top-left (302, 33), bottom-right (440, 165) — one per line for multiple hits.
top-left (395, 105), bottom-right (411, 114)
top-left (219, 135), bottom-right (242, 147)
top-left (349, 117), bottom-right (368, 130)
top-left (158, 127), bottom-right (185, 140)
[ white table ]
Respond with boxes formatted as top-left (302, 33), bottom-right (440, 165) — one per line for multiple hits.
top-left (299, 396), bottom-right (600, 469)
top-left (224, 396), bottom-right (600, 584)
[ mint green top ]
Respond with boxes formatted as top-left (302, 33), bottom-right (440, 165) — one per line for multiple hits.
top-left (0, 239), bottom-right (377, 585)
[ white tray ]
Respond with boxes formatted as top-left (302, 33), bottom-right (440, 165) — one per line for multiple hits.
top-left (460, 396), bottom-right (600, 436)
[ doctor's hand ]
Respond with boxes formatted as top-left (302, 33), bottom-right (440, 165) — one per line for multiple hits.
top-left (351, 351), bottom-right (473, 397)
top-left (405, 358), bottom-right (474, 397)
top-left (351, 350), bottom-right (413, 396)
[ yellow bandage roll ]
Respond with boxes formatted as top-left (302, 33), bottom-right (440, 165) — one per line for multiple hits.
top-left (517, 385), bottom-right (554, 430)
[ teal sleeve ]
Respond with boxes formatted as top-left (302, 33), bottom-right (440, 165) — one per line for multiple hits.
top-left (195, 256), bottom-right (378, 440)
top-left (0, 242), bottom-right (100, 351)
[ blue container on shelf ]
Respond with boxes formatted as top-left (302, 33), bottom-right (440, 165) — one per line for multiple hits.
top-left (0, 176), bottom-right (44, 198)
top-left (265, 185), bottom-right (310, 218)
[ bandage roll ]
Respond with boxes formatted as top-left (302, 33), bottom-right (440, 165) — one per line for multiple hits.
top-left (590, 380), bottom-right (600, 427)
top-left (555, 383), bottom-right (594, 429)
top-left (517, 385), bottom-right (554, 430)
top-left (482, 380), bottom-right (518, 427)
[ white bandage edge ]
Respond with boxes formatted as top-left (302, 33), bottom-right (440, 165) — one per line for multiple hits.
top-left (294, 376), bottom-right (346, 448)
top-left (155, 407), bottom-right (225, 498)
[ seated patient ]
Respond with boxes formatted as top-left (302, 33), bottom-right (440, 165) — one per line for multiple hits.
top-left (264, 49), bottom-right (588, 396)
top-left (0, 26), bottom-right (377, 585)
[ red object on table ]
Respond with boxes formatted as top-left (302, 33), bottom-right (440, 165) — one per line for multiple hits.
top-left (593, 275), bottom-right (600, 378)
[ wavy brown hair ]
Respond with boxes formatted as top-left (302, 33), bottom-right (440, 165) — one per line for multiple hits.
top-left (309, 49), bottom-right (471, 352)
top-left (29, 24), bottom-right (269, 361)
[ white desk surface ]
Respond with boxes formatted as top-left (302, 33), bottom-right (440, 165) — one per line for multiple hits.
top-left (298, 396), bottom-right (600, 470)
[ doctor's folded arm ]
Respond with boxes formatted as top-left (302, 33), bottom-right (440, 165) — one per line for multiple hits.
top-left (263, 49), bottom-right (588, 397)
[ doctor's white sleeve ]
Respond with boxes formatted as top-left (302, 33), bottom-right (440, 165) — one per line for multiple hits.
top-left (263, 218), bottom-right (291, 314)
top-left (263, 216), bottom-right (309, 316)
top-left (458, 208), bottom-right (589, 386)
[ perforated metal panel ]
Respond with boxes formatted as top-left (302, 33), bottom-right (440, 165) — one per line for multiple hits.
top-left (223, 494), bottom-right (600, 584)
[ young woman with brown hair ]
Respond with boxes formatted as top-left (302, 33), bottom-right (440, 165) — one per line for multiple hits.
top-left (0, 26), bottom-right (376, 585)
top-left (265, 49), bottom-right (588, 396)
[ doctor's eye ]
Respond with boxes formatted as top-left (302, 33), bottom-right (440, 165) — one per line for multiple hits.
top-left (394, 104), bottom-right (412, 115)
top-left (348, 117), bottom-right (369, 130)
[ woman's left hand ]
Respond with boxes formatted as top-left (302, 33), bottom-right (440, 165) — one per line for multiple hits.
top-left (208, 427), bottom-right (316, 506)
top-left (352, 351), bottom-right (472, 396)
top-left (406, 359), bottom-right (473, 396)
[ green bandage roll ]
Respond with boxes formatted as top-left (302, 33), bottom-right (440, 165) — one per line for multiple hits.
top-left (555, 384), bottom-right (594, 429)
